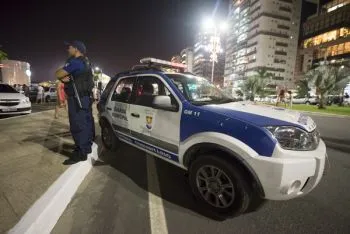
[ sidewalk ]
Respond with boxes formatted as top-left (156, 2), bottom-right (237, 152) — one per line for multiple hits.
top-left (0, 110), bottom-right (74, 233)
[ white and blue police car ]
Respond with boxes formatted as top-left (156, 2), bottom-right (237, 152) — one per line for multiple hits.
top-left (98, 58), bottom-right (326, 218)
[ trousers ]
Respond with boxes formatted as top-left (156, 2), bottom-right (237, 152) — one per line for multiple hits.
top-left (67, 95), bottom-right (94, 155)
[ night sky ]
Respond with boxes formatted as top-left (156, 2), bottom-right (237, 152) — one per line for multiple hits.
top-left (1, 0), bottom-right (228, 82)
top-left (1, 0), bottom-right (330, 82)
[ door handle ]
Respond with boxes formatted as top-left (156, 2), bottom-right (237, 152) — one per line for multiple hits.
top-left (107, 107), bottom-right (112, 110)
top-left (131, 113), bottom-right (140, 118)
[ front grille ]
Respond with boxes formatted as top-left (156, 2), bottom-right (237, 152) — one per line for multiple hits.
top-left (0, 102), bottom-right (20, 106)
top-left (0, 99), bottom-right (19, 102)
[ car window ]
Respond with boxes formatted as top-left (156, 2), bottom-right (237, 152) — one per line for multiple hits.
top-left (134, 76), bottom-right (178, 109)
top-left (51, 88), bottom-right (56, 92)
top-left (111, 77), bottom-right (135, 103)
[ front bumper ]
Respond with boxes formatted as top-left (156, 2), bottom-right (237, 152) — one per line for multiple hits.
top-left (247, 140), bottom-right (327, 200)
top-left (0, 103), bottom-right (32, 115)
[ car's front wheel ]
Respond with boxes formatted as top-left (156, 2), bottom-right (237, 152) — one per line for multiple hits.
top-left (189, 155), bottom-right (261, 219)
top-left (101, 123), bottom-right (119, 151)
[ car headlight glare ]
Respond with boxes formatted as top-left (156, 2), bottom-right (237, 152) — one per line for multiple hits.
top-left (265, 126), bottom-right (320, 151)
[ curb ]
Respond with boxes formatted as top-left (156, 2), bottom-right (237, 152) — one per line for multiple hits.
top-left (300, 111), bottom-right (350, 118)
top-left (8, 143), bottom-right (99, 234)
top-left (324, 140), bottom-right (350, 153)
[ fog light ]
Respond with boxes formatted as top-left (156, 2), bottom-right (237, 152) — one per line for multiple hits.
top-left (281, 180), bottom-right (302, 195)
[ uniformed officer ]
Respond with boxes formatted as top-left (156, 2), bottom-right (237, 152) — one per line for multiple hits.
top-left (55, 41), bottom-right (95, 165)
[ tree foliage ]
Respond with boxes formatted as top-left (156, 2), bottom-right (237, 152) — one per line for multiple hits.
top-left (241, 68), bottom-right (272, 101)
top-left (305, 64), bottom-right (350, 109)
top-left (296, 79), bottom-right (310, 98)
top-left (0, 50), bottom-right (8, 61)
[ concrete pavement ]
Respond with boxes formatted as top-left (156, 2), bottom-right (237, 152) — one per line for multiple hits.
top-left (0, 108), bottom-right (72, 233)
top-left (52, 115), bottom-right (350, 234)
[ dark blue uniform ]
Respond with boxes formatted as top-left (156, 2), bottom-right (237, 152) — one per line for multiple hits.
top-left (63, 58), bottom-right (94, 156)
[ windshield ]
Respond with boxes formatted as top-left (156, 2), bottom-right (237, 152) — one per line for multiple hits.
top-left (0, 84), bottom-right (18, 93)
top-left (166, 74), bottom-right (233, 105)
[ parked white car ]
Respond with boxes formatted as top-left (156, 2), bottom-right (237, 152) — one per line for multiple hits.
top-left (44, 86), bottom-right (57, 103)
top-left (0, 84), bottom-right (31, 115)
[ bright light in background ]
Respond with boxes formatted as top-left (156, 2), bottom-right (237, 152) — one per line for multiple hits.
top-left (25, 69), bottom-right (31, 77)
top-left (340, 65), bottom-right (345, 69)
top-left (203, 18), bottom-right (214, 30)
top-left (219, 22), bottom-right (228, 31)
top-left (94, 67), bottom-right (100, 71)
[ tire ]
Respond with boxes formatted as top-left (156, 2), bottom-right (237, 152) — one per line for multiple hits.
top-left (46, 96), bottom-right (51, 103)
top-left (189, 155), bottom-right (260, 218)
top-left (101, 122), bottom-right (119, 151)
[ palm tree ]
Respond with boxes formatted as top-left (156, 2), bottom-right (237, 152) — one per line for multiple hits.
top-left (241, 68), bottom-right (271, 101)
top-left (0, 50), bottom-right (8, 61)
top-left (296, 79), bottom-right (310, 98)
top-left (305, 64), bottom-right (350, 109)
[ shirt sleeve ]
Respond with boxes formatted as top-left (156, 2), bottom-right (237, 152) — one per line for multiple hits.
top-left (62, 58), bottom-right (84, 75)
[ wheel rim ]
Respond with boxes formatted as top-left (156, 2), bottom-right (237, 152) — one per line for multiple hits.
top-left (196, 165), bottom-right (235, 208)
top-left (102, 126), bottom-right (112, 148)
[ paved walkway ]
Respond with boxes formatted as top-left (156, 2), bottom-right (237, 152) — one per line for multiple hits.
top-left (0, 110), bottom-right (73, 233)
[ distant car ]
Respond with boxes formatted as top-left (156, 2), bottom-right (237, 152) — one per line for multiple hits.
top-left (293, 95), bottom-right (319, 105)
top-left (344, 98), bottom-right (350, 106)
top-left (267, 95), bottom-right (277, 104)
top-left (0, 84), bottom-right (31, 115)
top-left (44, 86), bottom-right (57, 103)
top-left (29, 86), bottom-right (38, 102)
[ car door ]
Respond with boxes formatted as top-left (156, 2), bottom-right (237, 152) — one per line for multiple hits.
top-left (50, 87), bottom-right (57, 99)
top-left (105, 76), bottom-right (136, 138)
top-left (128, 75), bottom-right (181, 163)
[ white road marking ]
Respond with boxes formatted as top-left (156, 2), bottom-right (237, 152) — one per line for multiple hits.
top-left (146, 155), bottom-right (168, 234)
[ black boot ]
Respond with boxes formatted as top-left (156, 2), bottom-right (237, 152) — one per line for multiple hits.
top-left (63, 151), bottom-right (83, 165)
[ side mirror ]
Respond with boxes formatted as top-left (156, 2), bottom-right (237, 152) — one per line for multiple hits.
top-left (152, 96), bottom-right (177, 111)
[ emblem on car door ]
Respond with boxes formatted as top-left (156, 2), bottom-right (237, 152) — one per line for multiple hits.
top-left (146, 115), bottom-right (153, 129)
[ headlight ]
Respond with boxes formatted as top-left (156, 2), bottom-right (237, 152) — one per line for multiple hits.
top-left (21, 97), bottom-right (30, 103)
top-left (265, 126), bottom-right (320, 151)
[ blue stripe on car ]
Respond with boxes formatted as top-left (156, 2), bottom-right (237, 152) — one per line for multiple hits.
top-left (180, 103), bottom-right (282, 157)
top-left (116, 131), bottom-right (179, 162)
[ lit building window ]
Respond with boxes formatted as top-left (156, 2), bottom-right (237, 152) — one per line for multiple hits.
top-left (303, 28), bottom-right (350, 48)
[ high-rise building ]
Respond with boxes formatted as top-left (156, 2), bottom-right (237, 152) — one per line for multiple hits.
top-left (180, 47), bottom-right (194, 73)
top-left (224, 0), bottom-right (302, 95)
top-left (295, 0), bottom-right (350, 81)
top-left (193, 32), bottom-right (225, 85)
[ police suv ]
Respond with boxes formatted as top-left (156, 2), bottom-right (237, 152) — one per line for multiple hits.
top-left (98, 58), bottom-right (326, 218)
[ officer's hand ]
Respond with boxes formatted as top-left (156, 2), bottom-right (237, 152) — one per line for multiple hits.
top-left (61, 76), bottom-right (70, 82)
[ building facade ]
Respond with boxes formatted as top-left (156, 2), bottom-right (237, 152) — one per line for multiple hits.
top-left (295, 0), bottom-right (350, 81)
top-left (193, 32), bottom-right (225, 85)
top-left (224, 0), bottom-right (302, 95)
top-left (0, 60), bottom-right (31, 85)
top-left (180, 47), bottom-right (194, 73)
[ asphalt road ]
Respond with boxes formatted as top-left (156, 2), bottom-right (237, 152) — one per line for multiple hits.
top-left (52, 115), bottom-right (350, 234)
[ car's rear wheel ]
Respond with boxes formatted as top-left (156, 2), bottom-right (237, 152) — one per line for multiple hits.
top-left (101, 123), bottom-right (119, 151)
top-left (189, 155), bottom-right (260, 219)
top-left (46, 96), bottom-right (51, 103)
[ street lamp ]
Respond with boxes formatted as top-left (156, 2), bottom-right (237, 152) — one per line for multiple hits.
top-left (202, 18), bottom-right (227, 83)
